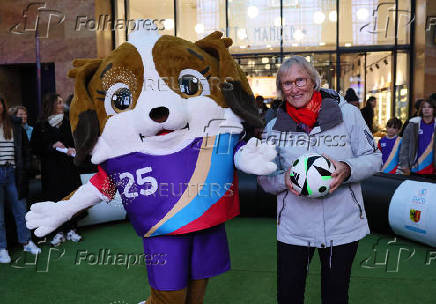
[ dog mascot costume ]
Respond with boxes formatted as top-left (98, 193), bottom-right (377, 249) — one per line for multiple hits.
top-left (26, 24), bottom-right (276, 304)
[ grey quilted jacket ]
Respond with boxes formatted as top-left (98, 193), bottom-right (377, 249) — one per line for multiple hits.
top-left (257, 89), bottom-right (382, 248)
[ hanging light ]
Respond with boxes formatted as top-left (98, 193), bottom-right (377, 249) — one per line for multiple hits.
top-left (313, 11), bottom-right (326, 24)
top-left (329, 11), bottom-right (337, 22)
top-left (247, 6), bottom-right (259, 19)
top-left (195, 24), bottom-right (205, 34)
top-left (356, 8), bottom-right (369, 21)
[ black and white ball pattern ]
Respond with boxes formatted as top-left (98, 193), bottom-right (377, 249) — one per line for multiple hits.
top-left (290, 153), bottom-right (336, 198)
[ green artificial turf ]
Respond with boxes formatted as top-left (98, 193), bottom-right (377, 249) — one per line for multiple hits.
top-left (1, 218), bottom-right (435, 303)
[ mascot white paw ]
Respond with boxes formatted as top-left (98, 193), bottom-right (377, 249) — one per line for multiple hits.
top-left (235, 137), bottom-right (277, 175)
top-left (26, 201), bottom-right (71, 237)
top-left (26, 183), bottom-right (106, 237)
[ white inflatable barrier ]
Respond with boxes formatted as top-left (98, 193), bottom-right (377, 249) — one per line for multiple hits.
top-left (389, 180), bottom-right (436, 247)
top-left (77, 174), bottom-right (127, 227)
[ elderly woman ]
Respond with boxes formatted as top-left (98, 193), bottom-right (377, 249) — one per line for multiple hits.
top-left (257, 56), bottom-right (381, 304)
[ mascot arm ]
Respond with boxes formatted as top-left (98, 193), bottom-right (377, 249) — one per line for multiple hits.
top-left (234, 137), bottom-right (277, 175)
top-left (26, 174), bottom-right (113, 237)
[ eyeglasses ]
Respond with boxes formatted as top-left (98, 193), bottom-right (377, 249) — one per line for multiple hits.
top-left (281, 78), bottom-right (308, 88)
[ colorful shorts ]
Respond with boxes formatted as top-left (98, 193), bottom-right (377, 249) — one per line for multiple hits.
top-left (142, 224), bottom-right (231, 291)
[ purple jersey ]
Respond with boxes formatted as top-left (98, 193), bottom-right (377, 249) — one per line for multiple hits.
top-left (378, 136), bottom-right (401, 174)
top-left (412, 120), bottom-right (435, 174)
top-left (98, 134), bottom-right (241, 237)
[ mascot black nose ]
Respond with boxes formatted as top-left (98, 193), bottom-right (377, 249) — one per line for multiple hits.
top-left (149, 107), bottom-right (169, 123)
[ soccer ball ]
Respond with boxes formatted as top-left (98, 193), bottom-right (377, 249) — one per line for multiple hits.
top-left (289, 153), bottom-right (336, 198)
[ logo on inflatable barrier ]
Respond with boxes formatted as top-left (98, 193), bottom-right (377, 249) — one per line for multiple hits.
top-left (410, 209), bottom-right (422, 223)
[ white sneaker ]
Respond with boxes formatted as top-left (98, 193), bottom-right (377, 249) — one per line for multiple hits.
top-left (23, 240), bottom-right (41, 255)
top-left (66, 230), bottom-right (82, 242)
top-left (51, 232), bottom-right (65, 246)
top-left (0, 248), bottom-right (11, 263)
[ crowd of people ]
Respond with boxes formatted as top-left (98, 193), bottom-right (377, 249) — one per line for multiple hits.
top-left (0, 93), bottom-right (82, 264)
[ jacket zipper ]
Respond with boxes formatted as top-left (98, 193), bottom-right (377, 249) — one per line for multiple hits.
top-left (277, 191), bottom-right (288, 225)
top-left (348, 184), bottom-right (364, 219)
top-left (322, 196), bottom-right (327, 246)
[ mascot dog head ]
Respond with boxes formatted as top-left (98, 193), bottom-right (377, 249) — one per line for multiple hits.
top-left (68, 25), bottom-right (262, 165)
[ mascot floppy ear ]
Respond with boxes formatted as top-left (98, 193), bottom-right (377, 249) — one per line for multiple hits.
top-left (68, 58), bottom-right (102, 165)
top-left (195, 32), bottom-right (264, 130)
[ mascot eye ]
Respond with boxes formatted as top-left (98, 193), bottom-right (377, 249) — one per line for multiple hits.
top-left (104, 83), bottom-right (134, 115)
top-left (111, 87), bottom-right (132, 111)
top-left (179, 75), bottom-right (203, 97)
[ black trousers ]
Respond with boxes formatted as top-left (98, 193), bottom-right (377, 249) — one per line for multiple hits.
top-left (277, 241), bottom-right (358, 304)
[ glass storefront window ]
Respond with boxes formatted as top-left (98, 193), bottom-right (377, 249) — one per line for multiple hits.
top-left (282, 0), bottom-right (336, 52)
top-left (239, 53), bottom-right (336, 98)
top-left (120, 0), bottom-right (412, 126)
top-left (238, 55), bottom-right (281, 98)
top-left (114, 0), bottom-right (127, 46)
top-left (128, 0), bottom-right (174, 36)
top-left (395, 52), bottom-right (410, 122)
top-left (366, 51), bottom-right (393, 132)
top-left (339, 0), bottom-right (396, 47)
top-left (397, 0), bottom-right (412, 45)
top-left (228, 0), bottom-right (281, 54)
top-left (176, 0), bottom-right (226, 41)
top-left (339, 53), bottom-right (365, 102)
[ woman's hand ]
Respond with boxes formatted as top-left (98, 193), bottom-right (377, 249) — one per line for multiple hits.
top-left (323, 154), bottom-right (351, 193)
top-left (284, 167), bottom-right (300, 196)
top-left (52, 141), bottom-right (65, 149)
top-left (66, 148), bottom-right (76, 157)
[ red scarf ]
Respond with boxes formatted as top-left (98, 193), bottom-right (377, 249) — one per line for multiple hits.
top-left (286, 91), bottom-right (322, 129)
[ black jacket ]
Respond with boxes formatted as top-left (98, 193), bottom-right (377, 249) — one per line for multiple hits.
top-left (10, 117), bottom-right (32, 199)
top-left (30, 115), bottom-right (82, 202)
top-left (361, 104), bottom-right (374, 133)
